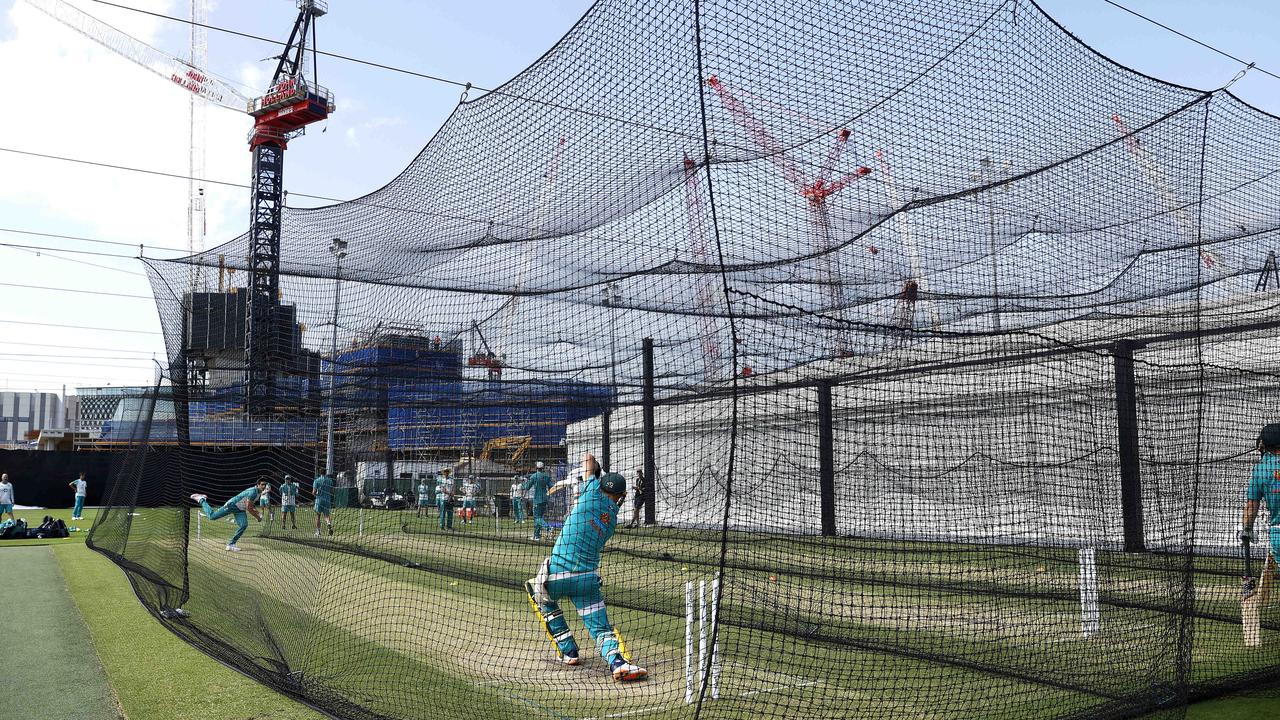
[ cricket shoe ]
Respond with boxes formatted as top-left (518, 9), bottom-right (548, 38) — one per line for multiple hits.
top-left (225, 544), bottom-right (241, 552)
top-left (190, 494), bottom-right (207, 504)
top-left (610, 657), bottom-right (647, 682)
top-left (314, 530), bottom-right (322, 537)
top-left (561, 651), bottom-right (580, 666)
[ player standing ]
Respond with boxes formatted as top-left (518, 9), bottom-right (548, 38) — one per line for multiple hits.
top-left (626, 468), bottom-right (647, 528)
top-left (416, 474), bottom-right (432, 518)
top-left (189, 478), bottom-right (266, 551)
top-left (461, 476), bottom-right (479, 525)
top-left (0, 473), bottom-right (14, 524)
top-left (258, 479), bottom-right (274, 523)
top-left (523, 461), bottom-right (552, 541)
top-left (436, 468), bottom-right (456, 531)
top-left (68, 471), bottom-right (88, 521)
top-left (279, 475), bottom-right (299, 530)
top-left (510, 475), bottom-right (526, 523)
top-left (525, 453), bottom-right (647, 681)
top-left (1241, 423), bottom-right (1280, 609)
top-left (313, 472), bottom-right (334, 537)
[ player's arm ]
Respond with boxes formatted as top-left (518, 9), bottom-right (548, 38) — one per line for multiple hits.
top-left (1243, 499), bottom-right (1260, 536)
top-left (1242, 463), bottom-right (1267, 541)
top-left (248, 501), bottom-right (263, 521)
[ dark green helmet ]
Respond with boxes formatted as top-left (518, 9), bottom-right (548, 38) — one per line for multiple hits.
top-left (601, 472), bottom-right (626, 495)
top-left (1260, 424), bottom-right (1280, 450)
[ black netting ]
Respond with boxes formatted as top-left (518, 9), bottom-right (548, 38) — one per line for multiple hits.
top-left (88, 0), bottom-right (1280, 717)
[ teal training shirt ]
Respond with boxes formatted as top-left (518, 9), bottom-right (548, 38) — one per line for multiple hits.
top-left (550, 477), bottom-right (618, 574)
top-left (313, 475), bottom-right (333, 504)
top-left (229, 486), bottom-right (260, 511)
top-left (280, 482), bottom-right (298, 505)
top-left (523, 471), bottom-right (552, 504)
top-left (1247, 452), bottom-right (1280, 527)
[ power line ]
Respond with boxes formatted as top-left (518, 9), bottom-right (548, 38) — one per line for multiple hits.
top-left (0, 226), bottom-right (187, 254)
top-left (0, 282), bottom-right (152, 300)
top-left (1, 340), bottom-right (162, 355)
top-left (0, 319), bottom-right (160, 335)
top-left (0, 243), bottom-right (146, 277)
top-left (1099, 0), bottom-right (1280, 82)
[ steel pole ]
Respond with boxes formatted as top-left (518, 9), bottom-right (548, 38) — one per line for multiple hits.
top-left (326, 256), bottom-right (341, 476)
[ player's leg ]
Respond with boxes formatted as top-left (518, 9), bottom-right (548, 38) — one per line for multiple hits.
top-left (568, 574), bottom-right (646, 681)
top-left (324, 510), bottom-right (333, 535)
top-left (73, 496), bottom-right (84, 519)
top-left (530, 568), bottom-right (580, 664)
top-left (532, 502), bottom-right (545, 540)
top-left (226, 510), bottom-right (248, 550)
top-left (437, 499), bottom-right (445, 529)
top-left (314, 503), bottom-right (323, 536)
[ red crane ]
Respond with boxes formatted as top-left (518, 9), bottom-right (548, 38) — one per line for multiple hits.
top-left (682, 154), bottom-right (729, 381)
top-left (706, 75), bottom-right (872, 356)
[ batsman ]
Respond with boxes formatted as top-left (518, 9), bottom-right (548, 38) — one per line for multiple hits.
top-left (1241, 423), bottom-right (1280, 642)
top-left (525, 452), bottom-right (647, 681)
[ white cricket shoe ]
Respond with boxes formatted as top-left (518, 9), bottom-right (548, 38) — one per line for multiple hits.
top-left (314, 530), bottom-right (322, 537)
top-left (610, 659), bottom-right (647, 682)
top-left (225, 544), bottom-right (241, 552)
top-left (190, 494), bottom-right (207, 504)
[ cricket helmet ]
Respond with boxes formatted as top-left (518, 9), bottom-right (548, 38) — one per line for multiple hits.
top-left (601, 472), bottom-right (626, 495)
top-left (1260, 424), bottom-right (1280, 449)
top-left (535, 461), bottom-right (545, 469)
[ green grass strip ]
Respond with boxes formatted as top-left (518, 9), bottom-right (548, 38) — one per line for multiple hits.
top-left (53, 542), bottom-right (329, 720)
top-left (0, 545), bottom-right (121, 719)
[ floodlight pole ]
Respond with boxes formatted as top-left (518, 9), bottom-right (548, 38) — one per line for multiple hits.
top-left (602, 283), bottom-right (621, 471)
top-left (326, 237), bottom-right (348, 477)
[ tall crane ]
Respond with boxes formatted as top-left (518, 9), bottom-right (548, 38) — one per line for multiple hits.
top-left (706, 75), bottom-right (873, 357)
top-left (244, 1), bottom-right (334, 414)
top-left (27, 0), bottom-right (335, 414)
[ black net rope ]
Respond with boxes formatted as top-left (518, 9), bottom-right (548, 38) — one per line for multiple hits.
top-left (88, 0), bottom-right (1280, 718)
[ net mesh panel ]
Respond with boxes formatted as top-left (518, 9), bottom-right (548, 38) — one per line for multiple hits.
top-left (86, 0), bottom-right (1280, 717)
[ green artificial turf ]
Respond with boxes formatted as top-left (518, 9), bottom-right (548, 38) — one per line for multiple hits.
top-left (53, 541), bottom-right (327, 720)
top-left (0, 545), bottom-right (121, 719)
top-left (0, 505), bottom-right (1270, 720)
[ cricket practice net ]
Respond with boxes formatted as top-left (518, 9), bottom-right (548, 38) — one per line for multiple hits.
top-left (88, 0), bottom-right (1280, 718)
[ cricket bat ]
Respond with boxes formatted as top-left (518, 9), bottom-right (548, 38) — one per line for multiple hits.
top-left (1242, 535), bottom-right (1261, 647)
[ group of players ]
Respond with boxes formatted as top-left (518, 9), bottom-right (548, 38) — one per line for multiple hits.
top-left (184, 452), bottom-right (649, 682)
top-left (189, 472), bottom-right (334, 551)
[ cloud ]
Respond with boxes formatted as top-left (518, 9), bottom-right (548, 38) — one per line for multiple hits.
top-left (342, 114), bottom-right (407, 148)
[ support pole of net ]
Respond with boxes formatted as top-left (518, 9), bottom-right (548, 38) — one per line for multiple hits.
top-left (170, 353), bottom-right (193, 607)
top-left (601, 410), bottom-right (611, 472)
top-left (816, 381), bottom-right (836, 536)
top-left (1113, 340), bottom-right (1145, 553)
top-left (642, 337), bottom-right (656, 525)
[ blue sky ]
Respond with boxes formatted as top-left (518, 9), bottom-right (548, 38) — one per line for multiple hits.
top-left (0, 0), bottom-right (1275, 395)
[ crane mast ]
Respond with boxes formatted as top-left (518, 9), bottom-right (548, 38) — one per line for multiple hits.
top-left (187, 0), bottom-right (208, 292)
top-left (244, 0), bottom-right (334, 414)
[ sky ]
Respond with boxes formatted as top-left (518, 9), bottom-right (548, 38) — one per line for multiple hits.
top-left (0, 0), bottom-right (1276, 399)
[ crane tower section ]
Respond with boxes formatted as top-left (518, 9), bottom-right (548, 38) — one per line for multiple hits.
top-left (244, 0), bottom-right (334, 414)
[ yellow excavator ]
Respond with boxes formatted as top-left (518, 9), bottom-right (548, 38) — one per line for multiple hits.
top-left (479, 435), bottom-right (533, 464)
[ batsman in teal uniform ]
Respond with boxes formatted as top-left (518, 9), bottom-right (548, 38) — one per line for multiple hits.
top-left (522, 461), bottom-right (552, 540)
top-left (525, 454), bottom-right (647, 682)
top-left (1242, 423), bottom-right (1280, 606)
top-left (190, 478), bottom-right (266, 551)
top-left (313, 472), bottom-right (334, 536)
